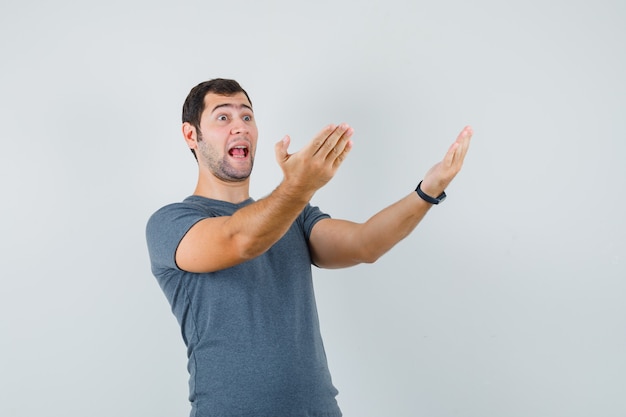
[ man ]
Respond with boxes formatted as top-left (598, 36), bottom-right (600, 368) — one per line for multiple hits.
top-left (146, 78), bottom-right (472, 417)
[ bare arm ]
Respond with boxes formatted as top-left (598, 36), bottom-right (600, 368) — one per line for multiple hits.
top-left (309, 126), bottom-right (472, 269)
top-left (176, 124), bottom-right (354, 273)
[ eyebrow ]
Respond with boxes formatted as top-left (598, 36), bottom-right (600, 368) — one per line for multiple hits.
top-left (210, 103), bottom-right (253, 114)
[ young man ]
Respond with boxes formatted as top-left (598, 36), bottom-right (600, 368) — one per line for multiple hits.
top-left (146, 78), bottom-right (472, 417)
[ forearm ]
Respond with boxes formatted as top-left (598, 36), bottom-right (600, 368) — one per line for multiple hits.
top-left (356, 192), bottom-right (432, 262)
top-left (358, 126), bottom-right (473, 262)
top-left (225, 181), bottom-right (315, 260)
top-left (176, 181), bottom-right (318, 273)
top-left (310, 191), bottom-right (434, 268)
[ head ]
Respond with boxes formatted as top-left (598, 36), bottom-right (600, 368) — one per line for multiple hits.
top-left (181, 79), bottom-right (258, 183)
top-left (182, 78), bottom-right (253, 160)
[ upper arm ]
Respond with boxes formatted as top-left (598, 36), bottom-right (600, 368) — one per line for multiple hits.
top-left (309, 218), bottom-right (372, 269)
top-left (175, 215), bottom-right (252, 273)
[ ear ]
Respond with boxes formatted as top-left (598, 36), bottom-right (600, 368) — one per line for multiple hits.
top-left (182, 122), bottom-right (198, 151)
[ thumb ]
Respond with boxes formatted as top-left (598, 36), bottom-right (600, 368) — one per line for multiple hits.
top-left (274, 135), bottom-right (290, 163)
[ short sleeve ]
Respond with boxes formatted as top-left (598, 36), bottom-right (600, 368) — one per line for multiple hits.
top-left (146, 203), bottom-right (209, 272)
top-left (300, 203), bottom-right (331, 240)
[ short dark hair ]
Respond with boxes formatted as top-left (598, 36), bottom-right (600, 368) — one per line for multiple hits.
top-left (182, 78), bottom-right (252, 160)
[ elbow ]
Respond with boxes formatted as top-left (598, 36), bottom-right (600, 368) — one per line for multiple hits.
top-left (235, 234), bottom-right (269, 261)
top-left (359, 247), bottom-right (383, 264)
top-left (358, 240), bottom-right (398, 264)
top-left (360, 257), bottom-right (379, 265)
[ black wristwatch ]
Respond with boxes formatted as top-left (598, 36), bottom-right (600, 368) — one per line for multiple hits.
top-left (415, 181), bottom-right (446, 205)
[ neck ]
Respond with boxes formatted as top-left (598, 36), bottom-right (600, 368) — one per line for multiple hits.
top-left (193, 171), bottom-right (251, 204)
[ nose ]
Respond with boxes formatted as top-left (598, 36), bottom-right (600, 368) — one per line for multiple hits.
top-left (231, 120), bottom-right (249, 136)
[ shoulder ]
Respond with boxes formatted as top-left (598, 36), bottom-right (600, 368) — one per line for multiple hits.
top-left (148, 200), bottom-right (198, 222)
top-left (147, 196), bottom-right (224, 227)
top-left (146, 198), bottom-right (222, 270)
top-left (146, 198), bottom-right (217, 244)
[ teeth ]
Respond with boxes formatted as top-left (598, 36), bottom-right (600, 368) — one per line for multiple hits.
top-left (229, 145), bottom-right (248, 158)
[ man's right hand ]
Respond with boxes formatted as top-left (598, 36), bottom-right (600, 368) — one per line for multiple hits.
top-left (274, 123), bottom-right (354, 199)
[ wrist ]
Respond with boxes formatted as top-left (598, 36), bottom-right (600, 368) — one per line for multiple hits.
top-left (415, 180), bottom-right (446, 205)
top-left (276, 180), bottom-right (314, 205)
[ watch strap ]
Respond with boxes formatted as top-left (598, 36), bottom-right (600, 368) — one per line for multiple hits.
top-left (415, 181), bottom-right (446, 204)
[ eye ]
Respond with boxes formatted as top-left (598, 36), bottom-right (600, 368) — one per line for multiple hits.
top-left (243, 115), bottom-right (252, 122)
top-left (217, 115), bottom-right (228, 121)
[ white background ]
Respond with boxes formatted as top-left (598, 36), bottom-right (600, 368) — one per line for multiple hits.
top-left (1, 1), bottom-right (625, 416)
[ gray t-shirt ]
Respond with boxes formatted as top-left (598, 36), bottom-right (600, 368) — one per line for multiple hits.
top-left (146, 195), bottom-right (341, 417)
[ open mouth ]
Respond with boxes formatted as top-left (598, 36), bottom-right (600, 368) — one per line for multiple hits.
top-left (228, 146), bottom-right (249, 158)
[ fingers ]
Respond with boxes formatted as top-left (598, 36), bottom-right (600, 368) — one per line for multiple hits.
top-left (274, 135), bottom-right (290, 163)
top-left (443, 125), bottom-right (473, 168)
top-left (319, 124), bottom-right (353, 171)
top-left (455, 125), bottom-right (472, 157)
top-left (308, 123), bottom-right (354, 160)
top-left (319, 123), bottom-right (353, 160)
top-left (333, 138), bottom-right (353, 169)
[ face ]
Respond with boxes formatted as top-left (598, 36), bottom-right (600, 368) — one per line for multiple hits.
top-left (192, 92), bottom-right (258, 182)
